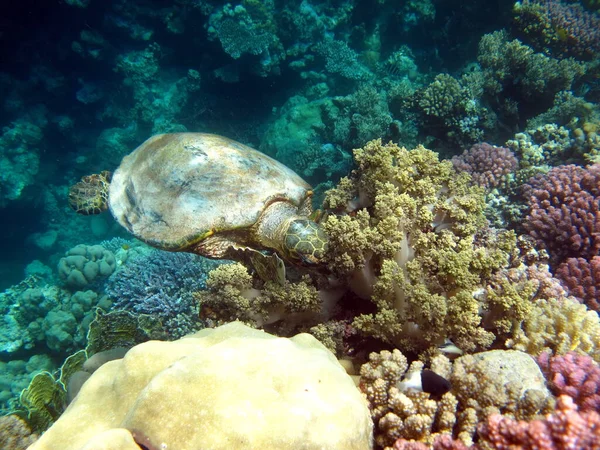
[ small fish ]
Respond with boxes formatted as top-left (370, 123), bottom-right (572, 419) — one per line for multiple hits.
top-left (421, 369), bottom-right (451, 397)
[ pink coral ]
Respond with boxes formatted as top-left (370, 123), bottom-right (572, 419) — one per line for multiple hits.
top-left (451, 143), bottom-right (518, 189)
top-left (523, 164), bottom-right (600, 266)
top-left (538, 351), bottom-right (600, 412)
top-left (555, 256), bottom-right (600, 312)
top-left (477, 395), bottom-right (600, 449)
top-left (392, 435), bottom-right (470, 450)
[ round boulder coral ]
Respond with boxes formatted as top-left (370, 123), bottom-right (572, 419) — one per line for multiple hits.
top-left (57, 244), bottom-right (116, 289)
top-left (29, 322), bottom-right (373, 450)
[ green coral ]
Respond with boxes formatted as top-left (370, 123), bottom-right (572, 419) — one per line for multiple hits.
top-left (194, 263), bottom-right (322, 328)
top-left (477, 30), bottom-right (585, 98)
top-left (323, 139), bottom-right (514, 353)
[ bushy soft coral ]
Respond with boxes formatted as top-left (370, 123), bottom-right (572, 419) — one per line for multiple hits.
top-left (323, 139), bottom-right (516, 354)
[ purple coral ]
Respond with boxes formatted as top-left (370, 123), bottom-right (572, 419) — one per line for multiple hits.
top-left (538, 351), bottom-right (600, 412)
top-left (451, 143), bottom-right (518, 189)
top-left (555, 256), bottom-right (600, 312)
top-left (524, 0), bottom-right (600, 59)
top-left (523, 164), bottom-right (600, 266)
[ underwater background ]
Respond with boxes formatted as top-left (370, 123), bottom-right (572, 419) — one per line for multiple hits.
top-left (1, 0), bottom-right (600, 448)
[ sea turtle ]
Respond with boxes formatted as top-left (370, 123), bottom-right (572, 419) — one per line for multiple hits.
top-left (68, 133), bottom-right (328, 279)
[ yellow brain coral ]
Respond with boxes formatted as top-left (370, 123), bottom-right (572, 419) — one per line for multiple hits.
top-left (29, 322), bottom-right (373, 450)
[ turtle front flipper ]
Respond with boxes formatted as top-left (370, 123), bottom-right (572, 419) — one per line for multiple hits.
top-left (68, 171), bottom-right (112, 215)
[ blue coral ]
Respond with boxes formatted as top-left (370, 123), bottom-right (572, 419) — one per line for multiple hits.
top-left (104, 250), bottom-right (221, 338)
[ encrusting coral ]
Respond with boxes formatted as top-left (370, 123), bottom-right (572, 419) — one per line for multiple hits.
top-left (29, 322), bottom-right (373, 450)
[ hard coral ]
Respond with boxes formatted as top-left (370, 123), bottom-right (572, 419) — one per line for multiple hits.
top-left (514, 0), bottom-right (600, 60)
top-left (0, 415), bottom-right (38, 450)
top-left (477, 395), bottom-right (600, 450)
top-left (507, 295), bottom-right (600, 361)
top-left (323, 139), bottom-right (515, 354)
top-left (523, 164), bottom-right (600, 266)
top-left (360, 349), bottom-right (551, 449)
top-left (105, 250), bottom-right (219, 338)
top-left (451, 143), bottom-right (518, 190)
top-left (29, 322), bottom-right (373, 450)
top-left (555, 256), bottom-right (600, 311)
top-left (537, 351), bottom-right (600, 412)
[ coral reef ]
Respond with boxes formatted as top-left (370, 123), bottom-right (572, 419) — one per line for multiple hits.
top-left (3, 1), bottom-right (600, 448)
top-left (29, 322), bottom-right (373, 450)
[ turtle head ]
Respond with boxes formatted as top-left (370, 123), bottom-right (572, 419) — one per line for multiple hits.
top-left (68, 171), bottom-right (112, 215)
top-left (282, 218), bottom-right (329, 265)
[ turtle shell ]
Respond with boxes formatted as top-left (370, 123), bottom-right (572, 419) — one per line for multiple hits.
top-left (108, 133), bottom-right (311, 250)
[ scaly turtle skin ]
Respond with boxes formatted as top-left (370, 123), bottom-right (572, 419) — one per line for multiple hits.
top-left (68, 133), bottom-right (328, 267)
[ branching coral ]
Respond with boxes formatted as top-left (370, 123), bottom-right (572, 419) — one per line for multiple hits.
top-left (413, 74), bottom-right (485, 146)
top-left (513, 0), bottom-right (600, 60)
top-left (506, 296), bottom-right (600, 361)
top-left (477, 30), bottom-right (585, 100)
top-left (451, 143), bottom-right (518, 190)
top-left (477, 395), bottom-right (600, 449)
top-left (555, 256), bottom-right (600, 312)
top-left (523, 163), bottom-right (600, 266)
top-left (537, 351), bottom-right (600, 411)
